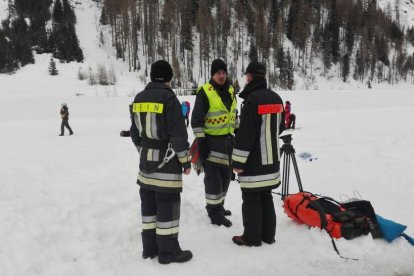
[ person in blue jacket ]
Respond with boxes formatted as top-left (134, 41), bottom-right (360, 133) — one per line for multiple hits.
top-left (181, 101), bottom-right (189, 127)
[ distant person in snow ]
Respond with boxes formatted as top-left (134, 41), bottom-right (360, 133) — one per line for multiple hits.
top-left (181, 101), bottom-right (190, 127)
top-left (185, 100), bottom-right (190, 116)
top-left (59, 103), bottom-right (73, 136)
top-left (284, 101), bottom-right (296, 129)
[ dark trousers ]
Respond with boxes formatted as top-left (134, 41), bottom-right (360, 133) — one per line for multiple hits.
top-left (242, 190), bottom-right (276, 244)
top-left (140, 188), bottom-right (181, 257)
top-left (203, 163), bottom-right (231, 221)
top-left (61, 119), bottom-right (73, 134)
top-left (288, 114), bottom-right (296, 129)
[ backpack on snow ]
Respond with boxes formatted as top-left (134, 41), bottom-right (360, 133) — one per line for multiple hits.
top-left (283, 191), bottom-right (383, 240)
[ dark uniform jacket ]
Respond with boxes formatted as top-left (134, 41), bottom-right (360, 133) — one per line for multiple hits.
top-left (191, 80), bottom-right (236, 168)
top-left (130, 82), bottom-right (191, 193)
top-left (232, 77), bottom-right (285, 192)
top-left (60, 107), bottom-right (69, 120)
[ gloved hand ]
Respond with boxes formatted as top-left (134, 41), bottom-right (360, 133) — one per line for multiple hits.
top-left (197, 139), bottom-right (210, 161)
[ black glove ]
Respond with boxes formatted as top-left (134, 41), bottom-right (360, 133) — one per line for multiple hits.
top-left (197, 139), bottom-right (210, 160)
top-left (231, 172), bottom-right (236, 181)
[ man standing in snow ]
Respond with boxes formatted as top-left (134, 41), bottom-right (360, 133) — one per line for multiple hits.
top-left (191, 59), bottom-right (237, 228)
top-left (130, 60), bottom-right (193, 264)
top-left (59, 103), bottom-right (73, 136)
top-left (231, 61), bottom-right (285, 246)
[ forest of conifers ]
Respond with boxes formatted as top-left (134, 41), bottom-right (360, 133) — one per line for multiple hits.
top-left (1, 0), bottom-right (414, 90)
top-left (102, 0), bottom-right (414, 89)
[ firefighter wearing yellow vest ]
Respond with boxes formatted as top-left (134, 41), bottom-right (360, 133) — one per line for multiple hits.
top-left (231, 61), bottom-right (286, 247)
top-left (191, 59), bottom-right (238, 227)
top-left (130, 60), bottom-right (193, 264)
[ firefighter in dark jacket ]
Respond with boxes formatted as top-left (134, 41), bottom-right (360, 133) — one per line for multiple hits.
top-left (130, 60), bottom-right (193, 264)
top-left (59, 103), bottom-right (73, 136)
top-left (191, 59), bottom-right (238, 227)
top-left (231, 61), bottom-right (285, 246)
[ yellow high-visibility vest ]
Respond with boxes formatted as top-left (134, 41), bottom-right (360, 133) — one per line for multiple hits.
top-left (202, 83), bottom-right (236, 136)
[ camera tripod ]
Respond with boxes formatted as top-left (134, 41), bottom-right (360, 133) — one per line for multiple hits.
top-left (280, 134), bottom-right (303, 200)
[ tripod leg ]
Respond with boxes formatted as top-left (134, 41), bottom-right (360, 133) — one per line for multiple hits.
top-left (291, 154), bottom-right (304, 192)
top-left (281, 152), bottom-right (291, 200)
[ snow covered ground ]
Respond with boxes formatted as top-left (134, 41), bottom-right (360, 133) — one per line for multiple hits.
top-left (1, 56), bottom-right (414, 276)
top-left (1, 1), bottom-right (414, 275)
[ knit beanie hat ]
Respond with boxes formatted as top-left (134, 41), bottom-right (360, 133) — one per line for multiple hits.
top-left (150, 60), bottom-right (173, 82)
top-left (245, 61), bottom-right (266, 76)
top-left (211, 59), bottom-right (227, 76)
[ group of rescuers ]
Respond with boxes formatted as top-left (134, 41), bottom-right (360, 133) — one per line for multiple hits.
top-left (130, 58), bottom-right (287, 264)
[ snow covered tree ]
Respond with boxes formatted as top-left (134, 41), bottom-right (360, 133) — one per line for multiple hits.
top-left (108, 65), bottom-right (117, 85)
top-left (48, 57), bottom-right (58, 75)
top-left (98, 64), bottom-right (109, 85)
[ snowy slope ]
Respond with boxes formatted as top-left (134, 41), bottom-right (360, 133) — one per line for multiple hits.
top-left (378, 0), bottom-right (414, 27)
top-left (0, 1), bottom-right (414, 276)
top-left (0, 0), bottom-right (7, 20)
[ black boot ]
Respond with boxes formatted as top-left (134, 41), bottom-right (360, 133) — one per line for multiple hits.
top-left (211, 216), bottom-right (232, 227)
top-left (232, 236), bottom-right (261, 247)
top-left (142, 253), bottom-right (158, 259)
top-left (158, 250), bottom-right (193, 264)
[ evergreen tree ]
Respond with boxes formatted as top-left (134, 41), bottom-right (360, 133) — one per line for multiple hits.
top-left (322, 28), bottom-right (332, 72)
top-left (285, 49), bottom-right (294, 90)
top-left (0, 28), bottom-right (18, 73)
top-left (50, 0), bottom-right (83, 63)
top-left (277, 47), bottom-right (294, 90)
top-left (180, 13), bottom-right (193, 52)
top-left (58, 23), bottom-right (84, 62)
top-left (328, 0), bottom-right (340, 64)
top-left (286, 0), bottom-right (300, 42)
top-left (10, 17), bottom-right (34, 66)
top-left (376, 35), bottom-right (390, 66)
top-left (342, 54), bottom-right (350, 82)
top-left (100, 6), bottom-right (108, 25)
top-left (248, 44), bottom-right (258, 62)
top-left (268, 0), bottom-right (279, 46)
top-left (53, 0), bottom-right (63, 24)
top-left (345, 22), bottom-right (355, 53)
top-left (15, 0), bottom-right (52, 52)
top-left (48, 56), bottom-right (58, 75)
top-left (0, 30), bottom-right (8, 72)
top-left (354, 50), bottom-right (365, 81)
top-left (407, 27), bottom-right (414, 45)
top-left (277, 47), bottom-right (287, 88)
top-left (62, 0), bottom-right (76, 25)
